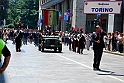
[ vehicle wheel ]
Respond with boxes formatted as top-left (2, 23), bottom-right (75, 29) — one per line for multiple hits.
top-left (38, 46), bottom-right (41, 51)
top-left (58, 48), bottom-right (62, 53)
top-left (54, 48), bottom-right (57, 52)
top-left (41, 47), bottom-right (44, 52)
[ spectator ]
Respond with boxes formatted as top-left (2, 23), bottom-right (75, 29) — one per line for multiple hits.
top-left (116, 33), bottom-right (123, 53)
top-left (111, 32), bottom-right (117, 52)
top-left (106, 33), bottom-right (112, 51)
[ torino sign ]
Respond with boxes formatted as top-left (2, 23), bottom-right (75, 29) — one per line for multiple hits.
top-left (83, 0), bottom-right (122, 14)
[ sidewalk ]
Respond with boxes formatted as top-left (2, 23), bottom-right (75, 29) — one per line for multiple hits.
top-left (90, 46), bottom-right (124, 56)
top-left (103, 50), bottom-right (124, 56)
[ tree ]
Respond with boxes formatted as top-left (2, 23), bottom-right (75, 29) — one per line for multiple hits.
top-left (7, 0), bottom-right (39, 29)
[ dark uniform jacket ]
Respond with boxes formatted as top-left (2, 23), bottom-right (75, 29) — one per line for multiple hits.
top-left (15, 30), bottom-right (23, 46)
top-left (79, 34), bottom-right (85, 48)
top-left (91, 31), bottom-right (106, 50)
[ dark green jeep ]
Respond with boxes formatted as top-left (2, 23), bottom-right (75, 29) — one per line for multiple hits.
top-left (38, 36), bottom-right (62, 52)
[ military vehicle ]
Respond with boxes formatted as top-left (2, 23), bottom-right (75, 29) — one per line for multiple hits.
top-left (38, 36), bottom-right (62, 52)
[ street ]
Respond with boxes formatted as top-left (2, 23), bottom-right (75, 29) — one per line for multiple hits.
top-left (0, 40), bottom-right (124, 83)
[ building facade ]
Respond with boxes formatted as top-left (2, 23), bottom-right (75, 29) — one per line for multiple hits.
top-left (39, 0), bottom-right (123, 33)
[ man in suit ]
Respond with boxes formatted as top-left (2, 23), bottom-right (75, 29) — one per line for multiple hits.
top-left (77, 31), bottom-right (85, 54)
top-left (15, 27), bottom-right (23, 52)
top-left (91, 25), bottom-right (106, 71)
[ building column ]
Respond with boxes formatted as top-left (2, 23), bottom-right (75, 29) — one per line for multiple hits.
top-left (54, 4), bottom-right (57, 30)
top-left (39, 0), bottom-right (42, 30)
top-left (56, 4), bottom-right (60, 31)
top-left (69, 0), bottom-right (73, 29)
top-left (56, 3), bottom-right (61, 31)
top-left (61, 1), bottom-right (67, 32)
top-left (72, 0), bottom-right (86, 33)
top-left (61, 2), bottom-right (64, 32)
top-left (108, 14), bottom-right (114, 33)
top-left (70, 0), bottom-right (73, 13)
top-left (63, 1), bottom-right (67, 32)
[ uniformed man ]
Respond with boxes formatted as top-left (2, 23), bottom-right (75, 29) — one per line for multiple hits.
top-left (73, 31), bottom-right (78, 52)
top-left (64, 31), bottom-right (69, 46)
top-left (91, 25), bottom-right (106, 71)
top-left (38, 32), bottom-right (42, 51)
top-left (68, 31), bottom-right (73, 51)
top-left (77, 31), bottom-right (85, 54)
top-left (15, 27), bottom-right (23, 52)
top-left (34, 30), bottom-right (39, 47)
top-left (0, 39), bottom-right (11, 74)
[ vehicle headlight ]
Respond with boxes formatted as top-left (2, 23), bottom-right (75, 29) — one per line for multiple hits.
top-left (44, 41), bottom-right (46, 43)
top-left (59, 42), bottom-right (62, 44)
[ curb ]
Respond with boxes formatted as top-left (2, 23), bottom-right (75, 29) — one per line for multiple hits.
top-left (90, 46), bottom-right (124, 56)
top-left (103, 50), bottom-right (124, 56)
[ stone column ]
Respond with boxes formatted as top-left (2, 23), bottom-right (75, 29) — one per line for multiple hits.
top-left (57, 3), bottom-right (61, 31)
top-left (61, 2), bottom-right (64, 32)
top-left (72, 0), bottom-right (86, 33)
top-left (56, 4), bottom-right (60, 31)
top-left (54, 4), bottom-right (57, 30)
top-left (72, 0), bottom-right (76, 29)
top-left (70, 0), bottom-right (73, 13)
top-left (39, 0), bottom-right (42, 30)
top-left (61, 1), bottom-right (67, 32)
top-left (108, 14), bottom-right (114, 33)
top-left (69, 0), bottom-right (73, 29)
top-left (63, 1), bottom-right (67, 32)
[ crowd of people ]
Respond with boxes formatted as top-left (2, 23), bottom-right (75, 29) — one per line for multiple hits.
top-left (0, 27), bottom-right (124, 53)
top-left (59, 29), bottom-right (124, 54)
top-left (0, 27), bottom-right (40, 52)
top-left (0, 26), bottom-right (123, 72)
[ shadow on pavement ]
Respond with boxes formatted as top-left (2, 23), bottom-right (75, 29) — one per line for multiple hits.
top-left (100, 69), bottom-right (115, 73)
top-left (97, 69), bottom-right (124, 77)
top-left (0, 62), bottom-right (6, 83)
top-left (40, 50), bottom-right (63, 53)
top-left (82, 54), bottom-right (88, 55)
top-left (20, 49), bottom-right (25, 53)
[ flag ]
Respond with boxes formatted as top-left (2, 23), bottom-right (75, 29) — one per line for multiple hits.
top-left (48, 11), bottom-right (53, 25)
top-left (58, 11), bottom-right (62, 20)
top-left (52, 11), bottom-right (57, 26)
top-left (43, 9), bottom-right (57, 26)
top-left (38, 19), bottom-right (43, 23)
top-left (43, 9), bottom-right (49, 25)
top-left (64, 12), bottom-right (69, 21)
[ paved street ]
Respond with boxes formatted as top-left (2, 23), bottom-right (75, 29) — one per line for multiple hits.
top-left (0, 40), bottom-right (124, 83)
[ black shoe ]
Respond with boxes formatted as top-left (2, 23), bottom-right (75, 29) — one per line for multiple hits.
top-left (81, 52), bottom-right (83, 54)
top-left (93, 68), bottom-right (97, 71)
top-left (97, 68), bottom-right (101, 71)
top-left (93, 68), bottom-right (101, 71)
